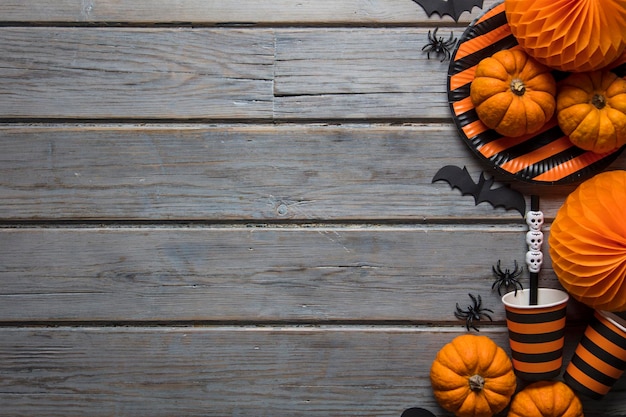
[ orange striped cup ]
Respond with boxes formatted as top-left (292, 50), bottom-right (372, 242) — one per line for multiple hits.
top-left (564, 310), bottom-right (626, 399)
top-left (502, 288), bottom-right (569, 381)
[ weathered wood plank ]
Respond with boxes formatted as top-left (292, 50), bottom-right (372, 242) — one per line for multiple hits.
top-left (274, 28), bottom-right (454, 120)
top-left (0, 326), bottom-right (623, 417)
top-left (0, 225), bottom-right (551, 322)
top-left (0, 28), bottom-right (274, 119)
top-left (1, 124), bottom-right (606, 221)
top-left (1, 26), bottom-right (465, 121)
top-left (0, 0), bottom-right (500, 24)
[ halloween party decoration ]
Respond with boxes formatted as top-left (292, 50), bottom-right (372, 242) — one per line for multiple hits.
top-left (505, 0), bottom-right (626, 73)
top-left (455, 293), bottom-right (493, 331)
top-left (411, 0), bottom-right (484, 22)
top-left (549, 170), bottom-right (626, 312)
top-left (526, 230), bottom-right (543, 251)
top-left (556, 70), bottom-right (626, 154)
top-left (525, 195), bottom-right (543, 305)
top-left (430, 334), bottom-right (517, 417)
top-left (564, 310), bottom-right (626, 399)
top-left (422, 28), bottom-right (457, 62)
top-left (502, 288), bottom-right (570, 381)
top-left (506, 380), bottom-right (584, 417)
top-left (469, 48), bottom-right (557, 138)
top-left (491, 260), bottom-right (523, 296)
top-left (432, 165), bottom-right (525, 216)
top-left (448, 2), bottom-right (626, 184)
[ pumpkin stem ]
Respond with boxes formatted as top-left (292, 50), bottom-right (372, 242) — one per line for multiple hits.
top-left (469, 374), bottom-right (485, 392)
top-left (592, 93), bottom-right (606, 109)
top-left (510, 79), bottom-right (526, 96)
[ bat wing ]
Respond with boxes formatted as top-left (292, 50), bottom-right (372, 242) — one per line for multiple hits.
top-left (434, 166), bottom-right (527, 217)
top-left (476, 182), bottom-right (526, 217)
top-left (432, 165), bottom-right (479, 197)
top-left (412, 0), bottom-right (484, 22)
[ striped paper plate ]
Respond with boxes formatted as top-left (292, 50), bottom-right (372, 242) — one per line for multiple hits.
top-left (447, 2), bottom-right (626, 185)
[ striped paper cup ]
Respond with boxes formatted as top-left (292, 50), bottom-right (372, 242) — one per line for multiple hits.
top-left (564, 310), bottom-right (626, 399)
top-left (502, 288), bottom-right (569, 381)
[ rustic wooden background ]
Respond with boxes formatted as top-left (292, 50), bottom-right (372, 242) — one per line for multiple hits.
top-left (1, 1), bottom-right (625, 415)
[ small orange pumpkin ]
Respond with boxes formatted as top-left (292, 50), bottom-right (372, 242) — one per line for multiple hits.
top-left (470, 48), bottom-right (557, 137)
top-left (507, 381), bottom-right (584, 417)
top-left (505, 0), bottom-right (626, 72)
top-left (430, 334), bottom-right (517, 417)
top-left (557, 70), bottom-right (626, 154)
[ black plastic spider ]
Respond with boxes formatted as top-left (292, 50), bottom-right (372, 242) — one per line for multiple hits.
top-left (455, 293), bottom-right (493, 332)
top-left (422, 27), bottom-right (457, 62)
top-left (492, 260), bottom-right (524, 296)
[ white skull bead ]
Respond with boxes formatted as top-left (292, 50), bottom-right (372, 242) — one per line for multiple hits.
top-left (525, 250), bottom-right (544, 273)
top-left (525, 210), bottom-right (544, 231)
top-left (526, 230), bottom-right (544, 251)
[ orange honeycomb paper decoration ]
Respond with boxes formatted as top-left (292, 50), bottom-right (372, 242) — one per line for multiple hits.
top-left (505, 0), bottom-right (626, 72)
top-left (549, 171), bottom-right (626, 312)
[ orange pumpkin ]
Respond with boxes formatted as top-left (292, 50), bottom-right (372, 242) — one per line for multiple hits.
top-left (557, 70), bottom-right (626, 154)
top-left (430, 334), bottom-right (517, 417)
top-left (549, 170), bottom-right (626, 312)
top-left (505, 0), bottom-right (626, 72)
top-left (470, 48), bottom-right (556, 137)
top-left (507, 381), bottom-right (584, 417)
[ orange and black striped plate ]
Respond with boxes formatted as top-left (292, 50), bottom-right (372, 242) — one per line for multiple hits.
top-left (447, 2), bottom-right (626, 185)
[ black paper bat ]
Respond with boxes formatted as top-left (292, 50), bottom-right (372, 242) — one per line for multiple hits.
top-left (432, 165), bottom-right (526, 217)
top-left (412, 0), bottom-right (484, 22)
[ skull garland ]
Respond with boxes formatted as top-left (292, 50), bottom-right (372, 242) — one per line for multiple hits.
top-left (526, 230), bottom-right (544, 251)
top-left (525, 210), bottom-right (544, 230)
top-left (524, 209), bottom-right (544, 273)
top-left (525, 250), bottom-right (544, 273)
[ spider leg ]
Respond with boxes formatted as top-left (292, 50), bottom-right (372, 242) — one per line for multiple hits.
top-left (428, 29), bottom-right (436, 44)
top-left (474, 294), bottom-right (483, 309)
top-left (454, 303), bottom-right (466, 319)
top-left (512, 262), bottom-right (523, 278)
top-left (468, 293), bottom-right (479, 307)
top-left (495, 281), bottom-right (504, 296)
top-left (494, 260), bottom-right (504, 276)
top-left (469, 319), bottom-right (479, 332)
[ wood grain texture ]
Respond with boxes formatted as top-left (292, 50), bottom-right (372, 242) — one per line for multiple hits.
top-left (1, 26), bottom-right (464, 121)
top-left (2, 0), bottom-right (625, 415)
top-left (1, 124), bottom-right (607, 221)
top-left (0, 28), bottom-right (274, 119)
top-left (0, 0), bottom-right (501, 24)
top-left (0, 326), bottom-right (623, 417)
top-left (274, 28), bottom-right (453, 120)
top-left (0, 225), bottom-right (538, 322)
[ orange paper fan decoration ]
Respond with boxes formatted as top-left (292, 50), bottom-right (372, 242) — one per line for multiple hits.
top-left (505, 0), bottom-right (626, 72)
top-left (549, 170), bottom-right (626, 312)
